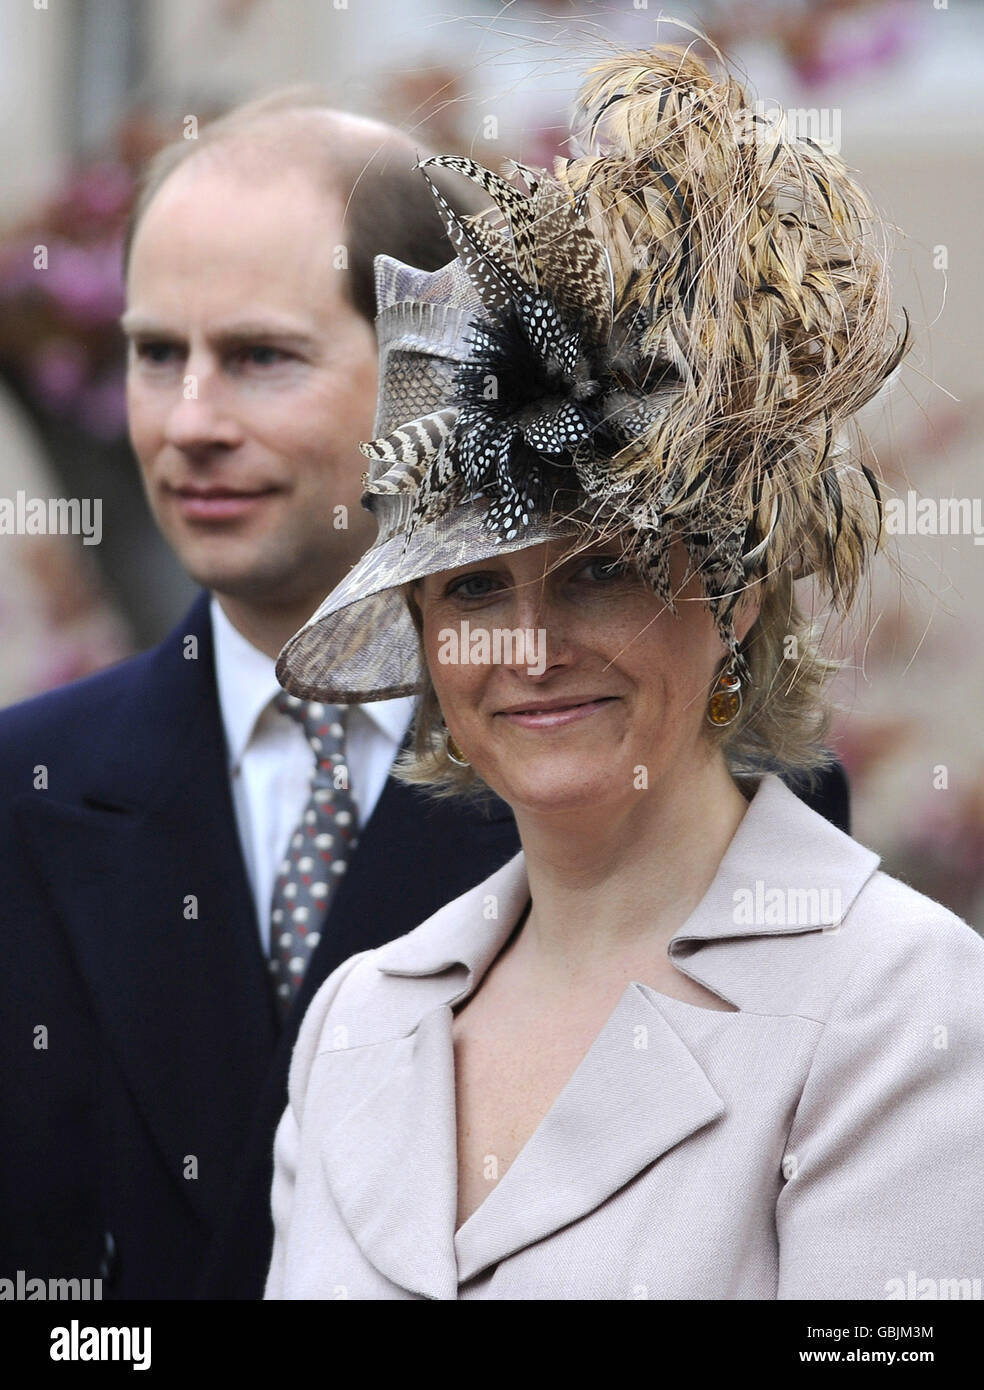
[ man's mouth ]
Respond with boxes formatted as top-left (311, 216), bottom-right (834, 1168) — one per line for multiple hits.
top-left (168, 484), bottom-right (282, 521)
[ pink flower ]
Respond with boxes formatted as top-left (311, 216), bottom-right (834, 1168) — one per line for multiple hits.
top-left (30, 340), bottom-right (87, 408)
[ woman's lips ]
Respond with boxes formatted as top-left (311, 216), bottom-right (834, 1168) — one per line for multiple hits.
top-left (170, 487), bottom-right (280, 521)
top-left (498, 698), bottom-right (617, 729)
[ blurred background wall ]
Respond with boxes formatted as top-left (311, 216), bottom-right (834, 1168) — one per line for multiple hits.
top-left (0, 0), bottom-right (981, 923)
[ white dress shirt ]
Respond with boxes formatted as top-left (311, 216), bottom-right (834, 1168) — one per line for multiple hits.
top-left (210, 596), bottom-right (414, 952)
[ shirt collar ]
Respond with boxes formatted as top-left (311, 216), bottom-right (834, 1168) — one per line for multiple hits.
top-left (375, 773), bottom-right (881, 987)
top-left (210, 596), bottom-right (415, 771)
top-left (210, 596), bottom-right (282, 773)
top-left (358, 692), bottom-right (417, 745)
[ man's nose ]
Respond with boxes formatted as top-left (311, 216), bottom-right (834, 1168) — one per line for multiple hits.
top-left (163, 357), bottom-right (244, 454)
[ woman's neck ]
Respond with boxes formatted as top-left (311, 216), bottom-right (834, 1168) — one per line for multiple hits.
top-left (512, 754), bottom-right (751, 986)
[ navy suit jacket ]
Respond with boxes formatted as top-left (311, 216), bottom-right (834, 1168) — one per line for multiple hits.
top-left (0, 591), bottom-right (849, 1298)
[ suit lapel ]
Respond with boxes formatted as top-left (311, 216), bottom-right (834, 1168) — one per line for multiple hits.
top-left (273, 764), bottom-right (519, 1156)
top-left (14, 593), bottom-right (275, 1229)
top-left (196, 716), bottom-right (521, 1297)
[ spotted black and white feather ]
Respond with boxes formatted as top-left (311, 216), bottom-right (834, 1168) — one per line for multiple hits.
top-left (359, 43), bottom-right (909, 666)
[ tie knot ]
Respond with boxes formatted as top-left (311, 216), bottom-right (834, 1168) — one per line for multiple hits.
top-left (275, 691), bottom-right (349, 753)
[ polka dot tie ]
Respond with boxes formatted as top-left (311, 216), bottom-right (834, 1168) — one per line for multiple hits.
top-left (268, 692), bottom-right (360, 1021)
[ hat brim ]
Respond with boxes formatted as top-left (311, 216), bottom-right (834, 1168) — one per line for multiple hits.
top-left (276, 497), bottom-right (583, 704)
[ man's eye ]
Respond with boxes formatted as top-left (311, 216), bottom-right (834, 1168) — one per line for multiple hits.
top-left (133, 342), bottom-right (179, 365)
top-left (237, 345), bottom-right (291, 367)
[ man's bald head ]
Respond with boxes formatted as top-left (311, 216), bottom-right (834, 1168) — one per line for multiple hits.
top-left (123, 91), bottom-right (487, 323)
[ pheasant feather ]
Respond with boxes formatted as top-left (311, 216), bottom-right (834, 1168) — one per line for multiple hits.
top-left (360, 43), bottom-right (909, 668)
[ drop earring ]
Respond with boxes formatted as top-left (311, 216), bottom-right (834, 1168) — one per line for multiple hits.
top-left (706, 659), bottom-right (743, 727)
top-left (442, 721), bottom-right (471, 766)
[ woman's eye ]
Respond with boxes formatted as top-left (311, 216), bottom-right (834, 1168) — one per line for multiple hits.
top-left (578, 556), bottom-right (633, 582)
top-left (444, 573), bottom-right (499, 600)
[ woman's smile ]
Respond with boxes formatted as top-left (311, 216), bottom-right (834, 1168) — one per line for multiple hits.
top-left (495, 695), bottom-right (619, 729)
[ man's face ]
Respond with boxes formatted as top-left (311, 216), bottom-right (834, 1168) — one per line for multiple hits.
top-left (123, 159), bottom-right (378, 616)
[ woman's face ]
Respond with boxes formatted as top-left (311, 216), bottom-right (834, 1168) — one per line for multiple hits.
top-left (414, 535), bottom-right (759, 816)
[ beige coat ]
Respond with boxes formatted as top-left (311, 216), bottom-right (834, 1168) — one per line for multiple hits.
top-left (265, 773), bottom-right (984, 1300)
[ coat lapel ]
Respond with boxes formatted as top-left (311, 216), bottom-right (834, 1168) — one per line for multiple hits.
top-left (313, 854), bottom-right (726, 1294)
top-left (316, 856), bottom-right (527, 1299)
top-left (665, 772), bottom-right (881, 1007)
top-left (318, 1002), bottom-right (461, 1300)
top-left (12, 593), bottom-right (275, 1229)
top-left (452, 982), bottom-right (725, 1284)
top-left (315, 963), bottom-right (725, 1295)
top-left (316, 983), bottom-right (725, 1297)
top-left (316, 774), bottom-right (882, 1294)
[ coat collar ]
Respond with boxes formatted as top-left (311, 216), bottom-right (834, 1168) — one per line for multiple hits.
top-left (318, 773), bottom-right (881, 1295)
top-left (319, 982), bottom-right (725, 1296)
top-left (375, 772), bottom-right (880, 987)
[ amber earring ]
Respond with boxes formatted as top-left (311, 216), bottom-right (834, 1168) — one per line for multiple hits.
top-left (706, 659), bottom-right (743, 727)
top-left (441, 721), bottom-right (471, 767)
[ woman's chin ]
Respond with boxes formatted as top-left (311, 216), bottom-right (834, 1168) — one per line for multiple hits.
top-left (484, 757), bottom-right (637, 820)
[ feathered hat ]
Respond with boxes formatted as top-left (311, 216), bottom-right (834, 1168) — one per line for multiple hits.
top-left (278, 43), bottom-right (909, 704)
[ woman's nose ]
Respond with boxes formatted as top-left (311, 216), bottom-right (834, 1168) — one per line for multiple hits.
top-left (498, 587), bottom-right (574, 675)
